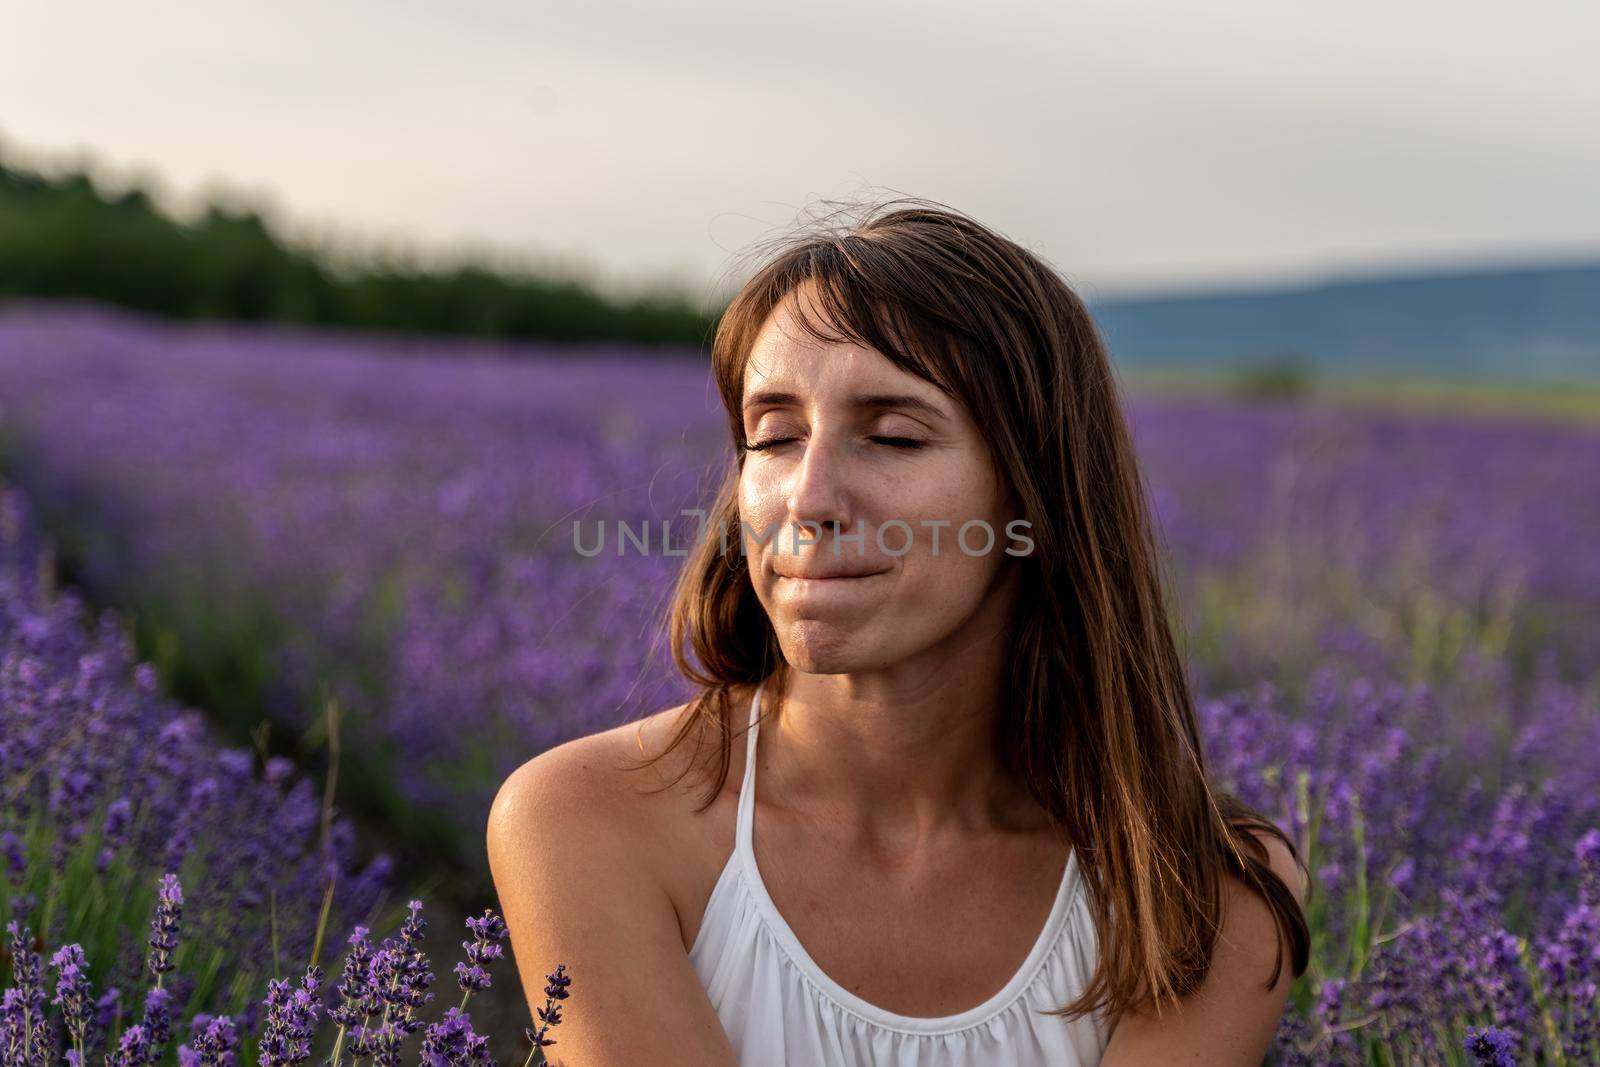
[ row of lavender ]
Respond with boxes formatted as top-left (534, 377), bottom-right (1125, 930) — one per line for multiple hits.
top-left (0, 477), bottom-right (571, 1066)
top-left (1, 304), bottom-right (1598, 1060)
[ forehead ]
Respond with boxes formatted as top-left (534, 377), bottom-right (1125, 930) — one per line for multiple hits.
top-left (742, 287), bottom-right (940, 403)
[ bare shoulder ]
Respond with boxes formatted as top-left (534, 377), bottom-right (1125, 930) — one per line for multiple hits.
top-left (1216, 826), bottom-right (1308, 970)
top-left (1099, 827), bottom-right (1306, 1065)
top-left (485, 699), bottom-right (741, 1064)
top-left (487, 700), bottom-right (702, 845)
top-left (1242, 825), bottom-right (1308, 908)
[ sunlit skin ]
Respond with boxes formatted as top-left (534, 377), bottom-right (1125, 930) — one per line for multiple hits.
top-left (488, 280), bottom-right (1302, 1066)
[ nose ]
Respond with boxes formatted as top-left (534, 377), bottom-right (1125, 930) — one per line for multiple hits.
top-left (784, 434), bottom-right (854, 546)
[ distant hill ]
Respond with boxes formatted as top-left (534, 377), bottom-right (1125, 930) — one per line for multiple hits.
top-left (1087, 261), bottom-right (1600, 382)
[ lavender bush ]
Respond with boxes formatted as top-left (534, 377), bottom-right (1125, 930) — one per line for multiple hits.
top-left (0, 477), bottom-right (393, 1058)
top-left (2, 874), bottom-right (569, 1067)
top-left (0, 304), bottom-right (715, 868)
top-left (1201, 659), bottom-right (1600, 1063)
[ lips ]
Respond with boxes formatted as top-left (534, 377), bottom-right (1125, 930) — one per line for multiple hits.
top-left (775, 566), bottom-right (887, 580)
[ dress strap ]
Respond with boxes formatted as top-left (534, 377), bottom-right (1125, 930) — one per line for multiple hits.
top-left (735, 678), bottom-right (766, 856)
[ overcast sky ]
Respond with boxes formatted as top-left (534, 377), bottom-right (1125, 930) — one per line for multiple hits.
top-left (4, 0), bottom-right (1598, 307)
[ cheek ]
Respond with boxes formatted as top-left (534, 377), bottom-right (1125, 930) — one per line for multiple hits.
top-left (736, 470), bottom-right (787, 554)
top-left (739, 470), bottom-right (777, 518)
top-left (897, 466), bottom-right (1010, 589)
top-left (915, 463), bottom-right (1006, 531)
top-left (907, 532), bottom-right (1005, 592)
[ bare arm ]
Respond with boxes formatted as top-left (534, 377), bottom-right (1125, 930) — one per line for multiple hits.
top-left (486, 739), bottom-right (741, 1067)
top-left (1100, 832), bottom-right (1308, 1066)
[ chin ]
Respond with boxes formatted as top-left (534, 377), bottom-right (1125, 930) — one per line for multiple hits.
top-left (779, 622), bottom-right (899, 674)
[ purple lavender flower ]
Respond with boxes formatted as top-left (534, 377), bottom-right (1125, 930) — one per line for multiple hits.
top-left (49, 944), bottom-right (95, 1057)
top-left (325, 925), bottom-right (377, 1067)
top-left (94, 988), bottom-right (122, 1038)
top-left (384, 901), bottom-right (435, 1019)
top-left (4, 921), bottom-right (51, 1067)
top-left (523, 963), bottom-right (572, 1065)
top-left (107, 1024), bottom-right (149, 1067)
top-left (256, 967), bottom-right (323, 1067)
top-left (453, 908), bottom-right (508, 1006)
top-left (398, 900), bottom-right (428, 952)
top-left (360, 1020), bottom-right (404, 1067)
top-left (2, 989), bottom-right (26, 1067)
top-left (180, 1014), bottom-right (238, 1067)
top-left (139, 985), bottom-right (173, 1063)
top-left (0, 831), bottom-right (24, 883)
top-left (147, 872), bottom-right (183, 984)
top-left (4, 923), bottom-right (42, 1006)
top-left (329, 925), bottom-right (374, 1030)
top-left (102, 797), bottom-right (133, 843)
top-left (345, 902), bottom-right (436, 1067)
top-left (419, 1007), bottom-right (491, 1067)
top-left (1464, 1024), bottom-right (1519, 1066)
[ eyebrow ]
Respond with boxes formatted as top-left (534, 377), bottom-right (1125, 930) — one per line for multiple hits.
top-left (741, 390), bottom-right (952, 422)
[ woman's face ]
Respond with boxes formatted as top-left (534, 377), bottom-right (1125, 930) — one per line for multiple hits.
top-left (738, 283), bottom-right (1021, 675)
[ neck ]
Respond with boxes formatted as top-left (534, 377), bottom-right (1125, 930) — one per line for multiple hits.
top-left (759, 627), bottom-right (1045, 855)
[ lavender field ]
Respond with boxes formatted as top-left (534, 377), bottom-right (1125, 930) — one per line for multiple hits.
top-left (2, 301), bottom-right (1598, 1064)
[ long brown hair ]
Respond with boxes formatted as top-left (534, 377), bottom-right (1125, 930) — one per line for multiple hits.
top-left (629, 195), bottom-right (1310, 1023)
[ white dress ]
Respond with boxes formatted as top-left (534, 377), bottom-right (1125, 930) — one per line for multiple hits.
top-left (688, 679), bottom-right (1117, 1065)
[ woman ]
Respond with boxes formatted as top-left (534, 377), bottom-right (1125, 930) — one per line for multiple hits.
top-left (488, 199), bottom-right (1311, 1066)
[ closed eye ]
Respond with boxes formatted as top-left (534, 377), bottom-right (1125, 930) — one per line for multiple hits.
top-left (742, 436), bottom-right (796, 453)
top-left (742, 436), bottom-right (926, 453)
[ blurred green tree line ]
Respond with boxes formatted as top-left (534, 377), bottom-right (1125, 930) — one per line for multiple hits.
top-left (0, 153), bottom-right (718, 348)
